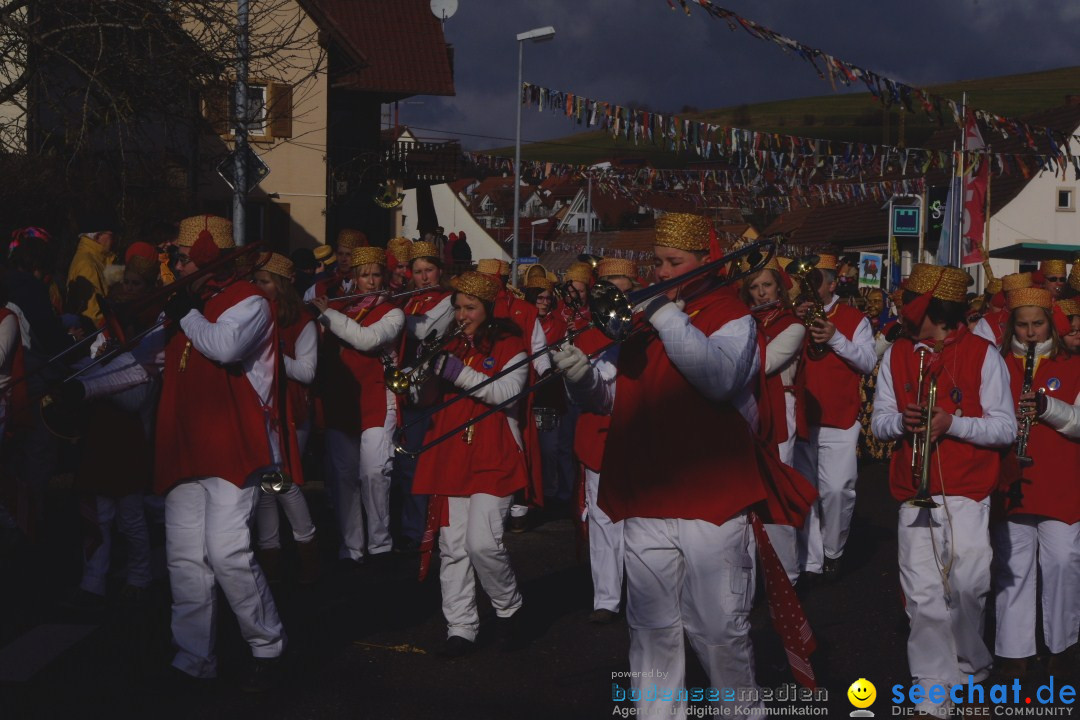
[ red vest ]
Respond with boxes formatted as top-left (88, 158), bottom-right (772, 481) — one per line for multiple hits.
top-left (320, 301), bottom-right (397, 433)
top-left (573, 327), bottom-right (614, 472)
top-left (1004, 350), bottom-right (1080, 524)
top-left (887, 329), bottom-right (1001, 503)
top-left (799, 302), bottom-right (866, 430)
top-left (755, 309), bottom-right (800, 447)
top-left (155, 282), bottom-right (279, 494)
top-left (412, 333), bottom-right (529, 498)
top-left (399, 288), bottom-right (451, 361)
top-left (598, 289), bottom-right (768, 525)
top-left (280, 316), bottom-right (313, 427)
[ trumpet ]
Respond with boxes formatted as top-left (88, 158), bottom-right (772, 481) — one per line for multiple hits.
top-left (909, 349), bottom-right (940, 509)
top-left (786, 255), bottom-right (829, 360)
top-left (384, 323), bottom-right (467, 396)
top-left (392, 237), bottom-right (778, 458)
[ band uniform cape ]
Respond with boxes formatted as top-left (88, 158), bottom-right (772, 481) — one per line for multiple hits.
top-left (1003, 349), bottom-right (1080, 524)
top-left (154, 280), bottom-right (302, 495)
top-left (320, 299), bottom-right (397, 434)
top-left (493, 287), bottom-right (544, 507)
top-left (887, 327), bottom-right (1001, 503)
top-left (796, 302), bottom-right (866, 438)
top-left (597, 284), bottom-right (816, 528)
top-left (412, 332), bottom-right (529, 498)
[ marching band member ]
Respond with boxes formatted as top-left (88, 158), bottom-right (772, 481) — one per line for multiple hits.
top-left (313, 247), bottom-right (404, 564)
top-left (155, 215), bottom-right (296, 691)
top-left (993, 287), bottom-right (1080, 681)
top-left (1059, 299), bottom-right (1080, 353)
top-left (386, 237), bottom-right (413, 293)
top-left (561, 262), bottom-right (594, 333)
top-left (302, 229), bottom-right (365, 303)
top-left (574, 258), bottom-right (638, 623)
top-left (252, 253), bottom-right (319, 583)
top-left (392, 241), bottom-right (453, 552)
top-left (794, 254), bottom-right (876, 581)
top-left (554, 213), bottom-right (812, 718)
top-left (871, 263), bottom-right (1015, 717)
top-left (741, 259), bottom-right (805, 583)
top-left (412, 271), bottom-right (529, 657)
top-left (1038, 259), bottom-right (1069, 299)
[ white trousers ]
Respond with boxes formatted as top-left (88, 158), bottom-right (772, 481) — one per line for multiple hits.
top-left (81, 493), bottom-right (151, 595)
top-left (165, 477), bottom-right (284, 678)
top-left (255, 483), bottom-right (316, 549)
top-left (624, 514), bottom-right (760, 719)
top-left (993, 515), bottom-right (1080, 657)
top-left (327, 407), bottom-right (396, 560)
top-left (440, 493), bottom-right (522, 642)
top-left (765, 395), bottom-right (800, 584)
top-left (585, 468), bottom-right (624, 612)
top-left (898, 496), bottom-right (992, 717)
top-left (795, 421), bottom-right (860, 572)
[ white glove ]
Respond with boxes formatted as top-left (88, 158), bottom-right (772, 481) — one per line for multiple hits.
top-left (552, 344), bottom-right (591, 384)
top-left (633, 296), bottom-right (685, 321)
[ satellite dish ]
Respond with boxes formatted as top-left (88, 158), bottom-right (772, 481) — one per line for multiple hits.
top-left (430, 0), bottom-right (458, 21)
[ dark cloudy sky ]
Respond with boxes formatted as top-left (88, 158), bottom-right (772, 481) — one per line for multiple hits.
top-left (402, 0), bottom-right (1080, 151)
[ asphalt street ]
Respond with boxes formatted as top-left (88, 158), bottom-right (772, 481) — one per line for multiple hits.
top-left (0, 460), bottom-right (1074, 719)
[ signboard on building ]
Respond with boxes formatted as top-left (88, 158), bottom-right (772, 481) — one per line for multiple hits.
top-left (891, 205), bottom-right (921, 236)
top-left (859, 252), bottom-right (883, 288)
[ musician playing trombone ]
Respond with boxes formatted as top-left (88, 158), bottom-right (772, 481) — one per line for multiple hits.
top-left (311, 247), bottom-right (404, 565)
top-left (411, 271), bottom-right (529, 658)
top-left (871, 263), bottom-right (1015, 718)
top-left (993, 287), bottom-right (1080, 683)
top-left (553, 212), bottom-right (813, 718)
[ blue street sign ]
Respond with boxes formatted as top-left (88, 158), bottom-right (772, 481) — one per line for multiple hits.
top-left (891, 205), bottom-right (921, 236)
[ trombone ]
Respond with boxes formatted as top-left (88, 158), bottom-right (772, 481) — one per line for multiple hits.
top-left (384, 323), bottom-right (467, 396)
top-left (392, 237), bottom-right (778, 458)
top-left (308, 285), bottom-right (430, 310)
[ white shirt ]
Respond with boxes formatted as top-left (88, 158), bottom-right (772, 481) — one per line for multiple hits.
top-left (406, 295), bottom-right (453, 342)
top-left (453, 351), bottom-right (528, 449)
top-left (284, 320), bottom-right (318, 385)
top-left (179, 295), bottom-right (274, 405)
top-left (568, 300), bottom-right (761, 430)
top-left (871, 340), bottom-right (1015, 447)
top-left (823, 295), bottom-right (877, 375)
top-left (320, 306), bottom-right (404, 355)
top-left (764, 322), bottom-right (804, 387)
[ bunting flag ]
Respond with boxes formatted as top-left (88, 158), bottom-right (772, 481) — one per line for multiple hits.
top-left (666, 0), bottom-right (1078, 159)
top-left (960, 111), bottom-right (989, 265)
top-left (521, 82), bottom-right (1072, 182)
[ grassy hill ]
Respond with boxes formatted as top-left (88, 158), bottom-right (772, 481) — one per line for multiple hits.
top-left (497, 65), bottom-right (1080, 168)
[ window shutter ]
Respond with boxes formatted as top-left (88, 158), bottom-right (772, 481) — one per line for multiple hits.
top-left (268, 83), bottom-right (293, 138)
top-left (204, 84), bottom-right (230, 135)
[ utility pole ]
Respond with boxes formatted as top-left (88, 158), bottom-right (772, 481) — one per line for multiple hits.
top-left (233, 0), bottom-right (249, 246)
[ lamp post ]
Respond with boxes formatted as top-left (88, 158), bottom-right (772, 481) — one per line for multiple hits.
top-left (512, 25), bottom-right (555, 288)
top-left (530, 217), bottom-right (549, 257)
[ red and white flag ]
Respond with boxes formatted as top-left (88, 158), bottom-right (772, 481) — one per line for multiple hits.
top-left (961, 111), bottom-right (989, 265)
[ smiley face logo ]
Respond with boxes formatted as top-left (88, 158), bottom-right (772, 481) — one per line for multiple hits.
top-left (847, 678), bottom-right (876, 714)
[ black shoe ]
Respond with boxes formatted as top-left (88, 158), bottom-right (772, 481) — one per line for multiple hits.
top-left (437, 635), bottom-right (475, 658)
top-left (822, 557), bottom-right (841, 582)
top-left (587, 609), bottom-right (618, 625)
top-left (164, 666), bottom-right (217, 694)
top-left (497, 611), bottom-right (528, 652)
top-left (508, 515), bottom-right (528, 534)
top-left (240, 656), bottom-right (281, 693)
top-left (58, 587), bottom-right (106, 611)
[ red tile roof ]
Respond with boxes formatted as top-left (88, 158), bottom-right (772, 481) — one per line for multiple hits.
top-left (301, 0), bottom-right (455, 97)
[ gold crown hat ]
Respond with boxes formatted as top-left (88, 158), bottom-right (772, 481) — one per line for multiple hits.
top-left (654, 212), bottom-right (712, 252)
top-left (177, 214), bottom-right (234, 250)
top-left (408, 241), bottom-right (440, 263)
top-left (815, 253), bottom-right (838, 271)
top-left (1040, 259), bottom-right (1067, 277)
top-left (1070, 260), bottom-right (1080, 292)
top-left (523, 264), bottom-right (549, 282)
top-left (261, 252), bottom-right (295, 279)
top-left (1008, 287), bottom-right (1053, 310)
top-left (904, 263), bottom-right (971, 303)
top-left (450, 271), bottom-right (501, 303)
top-left (1001, 272), bottom-right (1033, 293)
top-left (596, 258), bottom-right (637, 279)
top-left (387, 237), bottom-right (412, 262)
top-left (350, 246), bottom-right (386, 268)
top-left (1057, 298), bottom-right (1080, 317)
top-left (475, 258), bottom-right (503, 276)
top-left (312, 244), bottom-right (336, 266)
top-left (524, 273), bottom-right (555, 291)
top-left (336, 228), bottom-right (367, 252)
top-left (564, 261), bottom-right (595, 285)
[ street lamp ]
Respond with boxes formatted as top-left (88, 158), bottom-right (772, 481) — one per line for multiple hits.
top-left (530, 217), bottom-right (549, 257)
top-left (512, 25), bottom-right (555, 288)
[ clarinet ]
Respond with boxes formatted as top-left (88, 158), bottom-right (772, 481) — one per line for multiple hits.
top-left (1008, 341), bottom-right (1038, 507)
